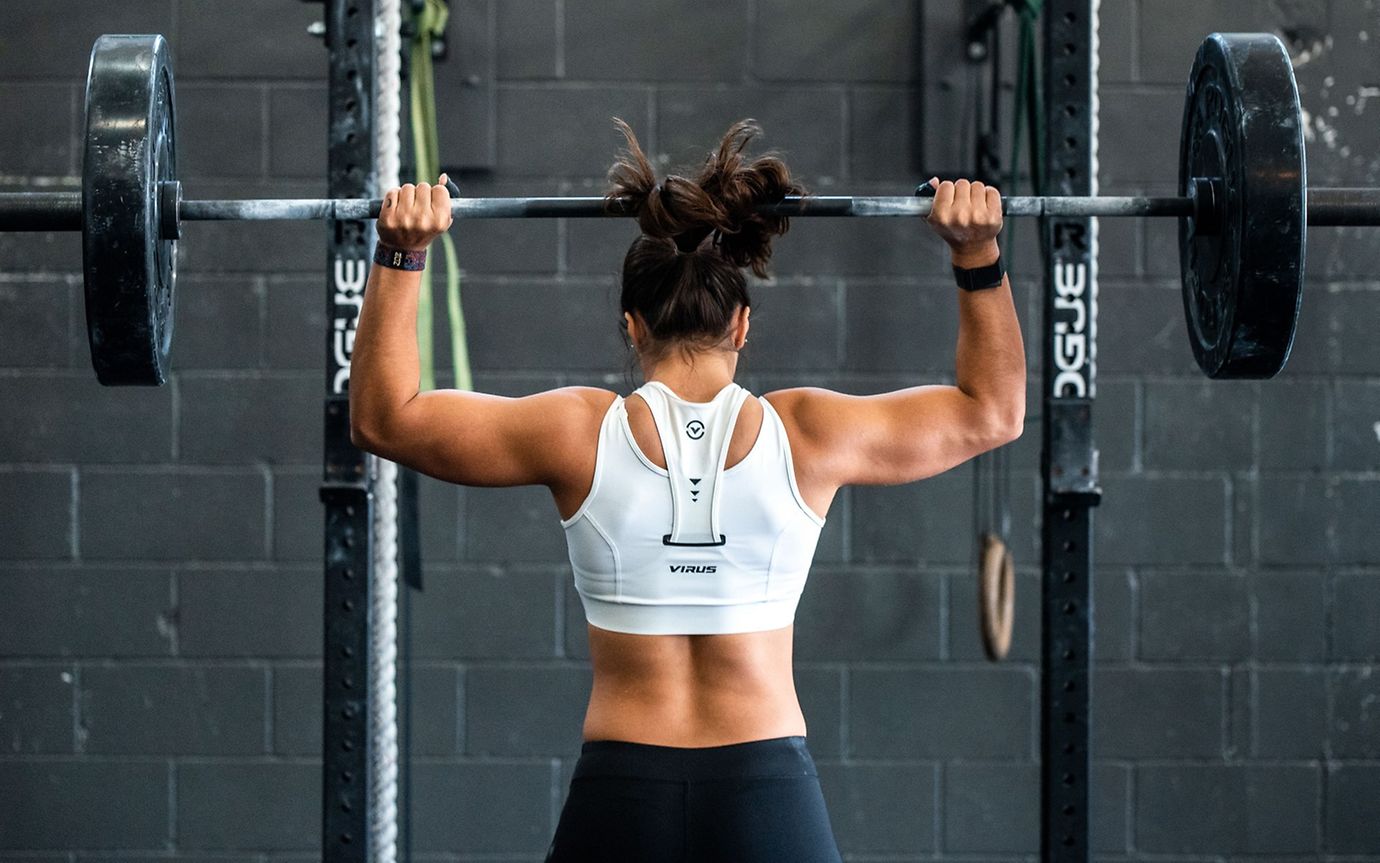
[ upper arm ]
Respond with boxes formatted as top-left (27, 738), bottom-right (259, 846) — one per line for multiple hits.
top-left (352, 386), bottom-right (612, 489)
top-left (765, 385), bottom-right (1022, 489)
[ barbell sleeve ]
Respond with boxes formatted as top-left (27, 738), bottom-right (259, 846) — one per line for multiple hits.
top-left (1305, 187), bottom-right (1380, 226)
top-left (0, 192), bottom-right (83, 231)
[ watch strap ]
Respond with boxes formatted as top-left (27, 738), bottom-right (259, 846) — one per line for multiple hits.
top-left (952, 254), bottom-right (1005, 291)
top-left (373, 243), bottom-right (427, 271)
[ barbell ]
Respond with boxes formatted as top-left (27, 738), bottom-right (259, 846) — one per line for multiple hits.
top-left (1, 32), bottom-right (1378, 386)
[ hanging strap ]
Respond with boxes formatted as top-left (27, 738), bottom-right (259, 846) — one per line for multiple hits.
top-left (636, 381), bottom-right (749, 547)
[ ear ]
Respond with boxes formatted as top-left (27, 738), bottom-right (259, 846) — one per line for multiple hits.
top-left (623, 312), bottom-right (640, 350)
top-left (733, 305), bottom-right (751, 350)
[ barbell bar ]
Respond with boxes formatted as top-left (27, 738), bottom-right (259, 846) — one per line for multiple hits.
top-left (2, 32), bottom-right (1377, 386)
top-left (5, 189), bottom-right (1380, 229)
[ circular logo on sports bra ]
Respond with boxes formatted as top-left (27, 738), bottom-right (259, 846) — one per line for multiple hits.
top-left (685, 420), bottom-right (705, 440)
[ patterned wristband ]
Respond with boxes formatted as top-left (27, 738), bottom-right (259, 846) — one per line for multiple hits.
top-left (373, 243), bottom-right (427, 271)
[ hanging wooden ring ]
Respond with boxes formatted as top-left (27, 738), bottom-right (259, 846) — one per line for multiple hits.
top-left (979, 532), bottom-right (1015, 661)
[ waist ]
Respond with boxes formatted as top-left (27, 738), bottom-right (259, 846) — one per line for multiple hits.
top-left (578, 592), bottom-right (802, 635)
top-left (583, 623), bottom-right (805, 746)
top-left (573, 735), bottom-right (818, 782)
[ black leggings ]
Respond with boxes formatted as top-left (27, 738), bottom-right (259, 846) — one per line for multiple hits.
top-left (546, 735), bottom-right (842, 863)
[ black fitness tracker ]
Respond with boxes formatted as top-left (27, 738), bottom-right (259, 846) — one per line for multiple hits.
top-left (953, 255), bottom-right (1006, 291)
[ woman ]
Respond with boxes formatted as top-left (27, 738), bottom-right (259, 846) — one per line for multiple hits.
top-left (351, 120), bottom-right (1024, 862)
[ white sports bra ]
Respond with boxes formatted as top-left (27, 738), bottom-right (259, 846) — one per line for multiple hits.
top-left (561, 381), bottom-right (826, 635)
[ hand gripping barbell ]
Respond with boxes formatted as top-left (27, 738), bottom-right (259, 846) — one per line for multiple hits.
top-left (0, 33), bottom-right (1377, 385)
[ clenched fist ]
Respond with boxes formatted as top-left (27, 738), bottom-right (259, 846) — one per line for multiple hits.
top-left (378, 173), bottom-right (454, 251)
top-left (924, 177), bottom-right (1003, 267)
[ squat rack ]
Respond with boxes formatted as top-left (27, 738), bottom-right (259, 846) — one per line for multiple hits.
top-left (318, 0), bottom-right (378, 860)
top-left (1039, 0), bottom-right (1099, 860)
top-left (311, 0), bottom-right (1102, 859)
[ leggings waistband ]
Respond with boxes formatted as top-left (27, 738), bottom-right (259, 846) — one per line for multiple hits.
top-left (573, 735), bottom-right (817, 782)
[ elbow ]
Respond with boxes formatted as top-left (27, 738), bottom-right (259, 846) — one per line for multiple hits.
top-left (349, 410), bottom-right (392, 455)
top-left (994, 415), bottom-right (1025, 446)
top-left (983, 399), bottom-right (1026, 447)
top-left (349, 420), bottom-right (379, 454)
top-left (349, 390), bottom-right (411, 454)
top-left (350, 400), bottom-right (419, 457)
top-left (348, 393), bottom-right (375, 452)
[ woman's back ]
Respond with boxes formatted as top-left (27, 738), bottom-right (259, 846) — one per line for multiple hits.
top-left (563, 381), bottom-right (825, 746)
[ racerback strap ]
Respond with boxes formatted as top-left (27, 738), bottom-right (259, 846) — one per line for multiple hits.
top-left (635, 381), bottom-right (750, 547)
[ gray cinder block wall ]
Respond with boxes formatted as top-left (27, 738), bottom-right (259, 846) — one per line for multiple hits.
top-left (1, 0), bottom-right (1378, 860)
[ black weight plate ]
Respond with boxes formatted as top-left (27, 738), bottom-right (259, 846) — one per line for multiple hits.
top-left (1179, 33), bottom-right (1306, 379)
top-left (83, 34), bottom-right (177, 386)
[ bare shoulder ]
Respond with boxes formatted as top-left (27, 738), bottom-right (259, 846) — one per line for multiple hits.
top-left (761, 386), bottom-right (830, 411)
top-left (760, 387), bottom-right (861, 470)
top-left (762, 386), bottom-right (855, 437)
top-left (523, 386), bottom-right (619, 431)
top-left (544, 385), bottom-right (619, 410)
top-left (508, 386), bottom-right (619, 488)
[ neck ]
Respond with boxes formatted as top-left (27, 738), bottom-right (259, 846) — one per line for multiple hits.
top-left (640, 348), bottom-right (739, 401)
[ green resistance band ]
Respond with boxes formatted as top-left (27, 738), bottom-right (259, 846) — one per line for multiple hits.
top-left (411, 0), bottom-right (472, 393)
top-left (1006, 0), bottom-right (1045, 254)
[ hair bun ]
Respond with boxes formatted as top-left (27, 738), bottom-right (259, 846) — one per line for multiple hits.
top-left (692, 119), bottom-right (803, 278)
top-left (605, 118), bottom-right (804, 278)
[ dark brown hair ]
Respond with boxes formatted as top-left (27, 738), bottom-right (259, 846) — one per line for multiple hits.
top-left (604, 118), bottom-right (803, 358)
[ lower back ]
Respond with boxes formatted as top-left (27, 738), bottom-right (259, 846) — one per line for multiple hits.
top-left (581, 624), bottom-right (807, 747)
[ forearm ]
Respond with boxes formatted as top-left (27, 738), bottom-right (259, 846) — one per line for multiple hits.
top-left (348, 179), bottom-right (453, 442)
top-left (952, 241), bottom-right (1026, 426)
top-left (349, 261), bottom-right (423, 432)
